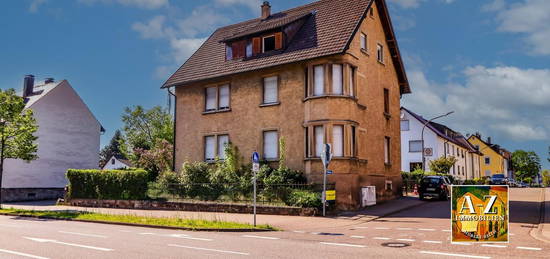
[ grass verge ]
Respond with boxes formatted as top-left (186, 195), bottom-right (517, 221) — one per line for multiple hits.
top-left (0, 208), bottom-right (275, 231)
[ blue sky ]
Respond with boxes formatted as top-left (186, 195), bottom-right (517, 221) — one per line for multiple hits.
top-left (1, 0), bottom-right (549, 169)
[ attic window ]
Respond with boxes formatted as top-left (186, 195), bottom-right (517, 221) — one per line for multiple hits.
top-left (263, 35), bottom-right (276, 52)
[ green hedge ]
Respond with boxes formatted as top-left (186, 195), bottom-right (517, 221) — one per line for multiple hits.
top-left (67, 169), bottom-right (150, 200)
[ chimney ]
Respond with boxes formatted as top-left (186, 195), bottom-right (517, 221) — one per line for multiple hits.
top-left (45, 77), bottom-right (55, 84)
top-left (23, 75), bottom-right (35, 98)
top-left (487, 137), bottom-right (491, 144)
top-left (261, 1), bottom-right (271, 19)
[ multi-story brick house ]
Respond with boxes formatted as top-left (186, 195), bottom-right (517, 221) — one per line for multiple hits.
top-left (162, 0), bottom-right (410, 209)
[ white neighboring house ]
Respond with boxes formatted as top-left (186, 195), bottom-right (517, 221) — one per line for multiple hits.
top-left (2, 75), bottom-right (103, 202)
top-left (102, 155), bottom-right (132, 170)
top-left (400, 107), bottom-right (482, 180)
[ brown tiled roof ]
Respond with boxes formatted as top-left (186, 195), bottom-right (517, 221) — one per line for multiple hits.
top-left (162, 0), bottom-right (410, 94)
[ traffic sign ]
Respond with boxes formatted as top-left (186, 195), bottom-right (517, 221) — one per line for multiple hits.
top-left (320, 144), bottom-right (332, 167)
top-left (252, 152), bottom-right (260, 163)
top-left (327, 170), bottom-right (333, 175)
top-left (325, 190), bottom-right (336, 201)
top-left (252, 163), bottom-right (260, 172)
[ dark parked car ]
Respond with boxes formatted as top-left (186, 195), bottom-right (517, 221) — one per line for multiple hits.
top-left (490, 174), bottom-right (507, 185)
top-left (419, 175), bottom-right (451, 201)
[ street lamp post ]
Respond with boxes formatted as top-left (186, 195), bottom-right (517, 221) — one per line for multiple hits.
top-left (421, 111), bottom-right (454, 171)
top-left (0, 118), bottom-right (5, 207)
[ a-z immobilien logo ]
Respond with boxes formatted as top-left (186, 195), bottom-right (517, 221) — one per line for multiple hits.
top-left (451, 185), bottom-right (509, 243)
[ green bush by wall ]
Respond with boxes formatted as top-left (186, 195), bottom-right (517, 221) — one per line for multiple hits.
top-left (66, 169), bottom-right (150, 200)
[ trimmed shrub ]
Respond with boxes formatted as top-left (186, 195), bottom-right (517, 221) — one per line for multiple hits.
top-left (66, 169), bottom-right (150, 200)
top-left (285, 190), bottom-right (322, 208)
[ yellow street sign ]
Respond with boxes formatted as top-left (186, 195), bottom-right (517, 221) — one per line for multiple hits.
top-left (325, 190), bottom-right (336, 201)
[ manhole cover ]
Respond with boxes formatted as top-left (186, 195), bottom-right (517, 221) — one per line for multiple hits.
top-left (381, 242), bottom-right (410, 248)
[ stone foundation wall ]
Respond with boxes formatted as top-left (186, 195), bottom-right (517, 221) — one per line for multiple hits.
top-left (66, 199), bottom-right (318, 216)
top-left (1, 188), bottom-right (65, 202)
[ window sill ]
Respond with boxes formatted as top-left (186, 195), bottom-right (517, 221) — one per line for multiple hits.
top-left (303, 95), bottom-right (358, 102)
top-left (385, 162), bottom-right (392, 167)
top-left (384, 112), bottom-right (391, 120)
top-left (377, 60), bottom-right (385, 66)
top-left (360, 49), bottom-right (369, 55)
top-left (202, 108), bottom-right (231, 115)
top-left (259, 102), bottom-right (280, 108)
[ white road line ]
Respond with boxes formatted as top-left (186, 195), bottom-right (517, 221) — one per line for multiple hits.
top-left (310, 232), bottom-right (320, 235)
top-left (0, 248), bottom-right (49, 259)
top-left (396, 228), bottom-right (412, 230)
top-left (58, 231), bottom-right (107, 238)
top-left (418, 228), bottom-right (436, 231)
top-left (118, 230), bottom-right (132, 233)
top-left (169, 234), bottom-right (213, 241)
top-left (442, 229), bottom-right (452, 232)
top-left (452, 242), bottom-right (472, 246)
top-left (350, 235), bottom-right (365, 239)
top-left (320, 242), bottom-right (366, 248)
top-left (510, 233), bottom-right (515, 236)
top-left (423, 240), bottom-right (443, 244)
top-left (420, 251), bottom-right (491, 259)
top-left (516, 246), bottom-right (542, 251)
top-left (168, 244), bottom-right (249, 255)
top-left (396, 238), bottom-right (415, 242)
top-left (23, 237), bottom-right (113, 252)
top-left (242, 235), bottom-right (280, 240)
top-left (355, 226), bottom-right (368, 229)
top-left (375, 227), bottom-right (390, 230)
top-left (373, 237), bottom-right (391, 240)
top-left (481, 244), bottom-right (507, 248)
top-left (292, 230), bottom-right (305, 233)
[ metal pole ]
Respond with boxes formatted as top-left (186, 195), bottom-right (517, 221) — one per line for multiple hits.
top-left (420, 111), bottom-right (455, 171)
top-left (322, 163), bottom-right (327, 217)
top-left (253, 170), bottom-right (257, 227)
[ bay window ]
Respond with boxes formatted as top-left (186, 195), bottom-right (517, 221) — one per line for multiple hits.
top-left (313, 65), bottom-right (324, 96)
top-left (332, 125), bottom-right (344, 157)
top-left (332, 64), bottom-right (343, 95)
top-left (314, 125), bottom-right (324, 157)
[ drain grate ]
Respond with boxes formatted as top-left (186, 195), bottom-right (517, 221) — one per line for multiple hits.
top-left (381, 242), bottom-right (410, 248)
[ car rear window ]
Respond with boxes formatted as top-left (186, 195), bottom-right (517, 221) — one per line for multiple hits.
top-left (422, 178), bottom-right (441, 184)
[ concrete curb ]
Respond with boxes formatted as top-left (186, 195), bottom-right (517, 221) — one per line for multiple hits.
top-left (529, 188), bottom-right (550, 243)
top-left (0, 212), bottom-right (275, 232)
top-left (336, 198), bottom-right (428, 222)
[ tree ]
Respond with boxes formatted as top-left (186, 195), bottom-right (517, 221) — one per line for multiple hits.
top-left (99, 130), bottom-right (126, 167)
top-left (121, 105), bottom-right (173, 151)
top-left (0, 89), bottom-right (39, 206)
top-left (428, 156), bottom-right (457, 174)
top-left (512, 150), bottom-right (541, 182)
top-left (542, 169), bottom-right (550, 187)
top-left (547, 146), bottom-right (549, 163)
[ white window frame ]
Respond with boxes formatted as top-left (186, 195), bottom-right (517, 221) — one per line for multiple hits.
top-left (205, 134), bottom-right (229, 162)
top-left (263, 130), bottom-right (279, 160)
top-left (332, 64), bottom-right (343, 95)
top-left (262, 35), bottom-right (276, 53)
top-left (204, 135), bottom-right (216, 162)
top-left (360, 33), bottom-right (367, 50)
top-left (349, 66), bottom-right (355, 97)
top-left (332, 125), bottom-right (344, 157)
top-left (205, 84), bottom-right (231, 112)
top-left (262, 76), bottom-right (278, 104)
top-left (377, 43), bottom-right (384, 63)
top-left (313, 65), bottom-right (324, 96)
top-left (409, 140), bottom-right (423, 153)
top-left (314, 125), bottom-right (324, 157)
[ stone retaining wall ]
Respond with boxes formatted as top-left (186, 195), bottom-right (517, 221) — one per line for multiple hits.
top-left (1, 188), bottom-right (65, 202)
top-left (66, 199), bottom-right (318, 216)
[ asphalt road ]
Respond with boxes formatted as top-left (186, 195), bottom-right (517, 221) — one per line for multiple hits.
top-left (0, 188), bottom-right (547, 259)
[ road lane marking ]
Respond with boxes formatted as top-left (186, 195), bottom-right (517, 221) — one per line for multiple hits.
top-left (23, 237), bottom-right (113, 252)
top-left (355, 226), bottom-right (369, 229)
top-left (418, 228), bottom-right (436, 231)
top-left (0, 248), bottom-right (49, 259)
top-left (350, 236), bottom-right (365, 239)
top-left (169, 234), bottom-right (213, 241)
top-left (396, 228), bottom-right (412, 230)
top-left (396, 239), bottom-right (415, 242)
top-left (442, 229), bottom-right (451, 232)
top-left (375, 227), bottom-right (390, 230)
top-left (481, 244), bottom-right (506, 248)
top-left (423, 240), bottom-right (443, 244)
top-left (516, 246), bottom-right (542, 251)
top-left (373, 237), bottom-right (391, 240)
top-left (452, 243), bottom-right (472, 246)
top-left (320, 242), bottom-right (366, 248)
top-left (420, 251), bottom-right (491, 259)
top-left (310, 232), bottom-right (320, 235)
top-left (58, 231), bottom-right (107, 238)
top-left (168, 244), bottom-right (249, 255)
top-left (292, 231), bottom-right (305, 233)
top-left (242, 235), bottom-right (280, 240)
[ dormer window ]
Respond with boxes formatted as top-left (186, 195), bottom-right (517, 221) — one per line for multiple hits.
top-left (263, 35), bottom-right (276, 52)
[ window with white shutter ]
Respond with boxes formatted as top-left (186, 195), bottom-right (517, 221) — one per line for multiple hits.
top-left (377, 43), bottom-right (384, 63)
top-left (313, 65), bottom-right (324, 96)
top-left (332, 125), bottom-right (344, 157)
top-left (217, 135), bottom-right (229, 159)
top-left (263, 76), bottom-right (278, 104)
top-left (263, 131), bottom-right (278, 160)
top-left (205, 136), bottom-right (216, 161)
top-left (205, 87), bottom-right (217, 111)
top-left (218, 84), bottom-right (230, 109)
top-left (314, 126), bottom-right (324, 157)
top-left (332, 64), bottom-right (343, 95)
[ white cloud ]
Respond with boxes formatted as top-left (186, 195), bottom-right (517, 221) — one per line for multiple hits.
top-left (169, 37), bottom-right (207, 64)
top-left (214, 0), bottom-right (261, 14)
top-left (388, 0), bottom-right (426, 9)
top-left (29, 0), bottom-right (47, 13)
top-left (132, 15), bottom-right (173, 39)
top-left (176, 5), bottom-right (230, 37)
top-left (403, 65), bottom-right (550, 141)
top-left (487, 0), bottom-right (550, 55)
top-left (78, 0), bottom-right (168, 9)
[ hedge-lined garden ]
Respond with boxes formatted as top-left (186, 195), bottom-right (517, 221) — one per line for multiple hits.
top-left (66, 169), bottom-right (151, 200)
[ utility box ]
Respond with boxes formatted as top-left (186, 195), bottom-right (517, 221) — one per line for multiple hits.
top-left (361, 186), bottom-right (376, 207)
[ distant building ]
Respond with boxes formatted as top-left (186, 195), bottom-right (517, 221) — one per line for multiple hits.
top-left (2, 75), bottom-right (103, 202)
top-left (102, 155), bottom-right (132, 170)
top-left (467, 134), bottom-right (512, 178)
top-left (400, 107), bottom-right (482, 180)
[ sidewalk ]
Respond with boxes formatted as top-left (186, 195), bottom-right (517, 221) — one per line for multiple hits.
top-left (1, 196), bottom-right (425, 231)
top-left (537, 188), bottom-right (550, 242)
